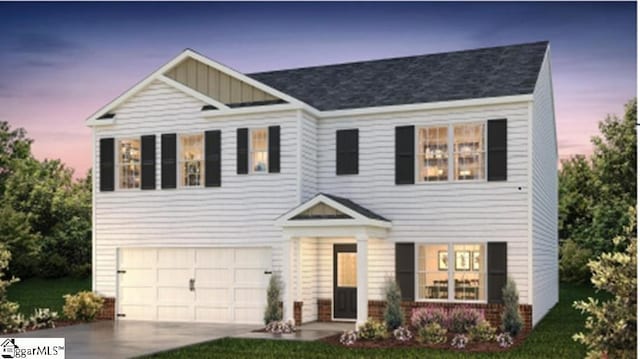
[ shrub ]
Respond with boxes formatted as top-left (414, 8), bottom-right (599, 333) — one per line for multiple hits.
top-left (357, 318), bottom-right (388, 340)
top-left (449, 306), bottom-right (483, 333)
top-left (0, 247), bottom-right (21, 333)
top-left (410, 307), bottom-right (448, 329)
top-left (70, 263), bottom-right (92, 279)
top-left (573, 208), bottom-right (637, 359)
top-left (29, 308), bottom-right (58, 330)
top-left (450, 334), bottom-right (469, 349)
top-left (416, 322), bottom-right (447, 344)
top-left (7, 313), bottom-right (28, 334)
top-left (383, 279), bottom-right (404, 330)
top-left (559, 239), bottom-right (592, 284)
top-left (265, 320), bottom-right (295, 334)
top-left (263, 274), bottom-right (282, 325)
top-left (62, 291), bottom-right (104, 321)
top-left (501, 277), bottom-right (523, 336)
top-left (469, 319), bottom-right (496, 342)
top-left (392, 326), bottom-right (412, 342)
top-left (496, 332), bottom-right (514, 348)
top-left (339, 330), bottom-right (358, 346)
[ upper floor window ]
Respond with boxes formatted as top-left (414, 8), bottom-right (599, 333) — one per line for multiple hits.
top-left (416, 122), bottom-right (486, 182)
top-left (118, 138), bottom-right (141, 189)
top-left (179, 134), bottom-right (204, 187)
top-left (418, 126), bottom-right (449, 182)
top-left (251, 128), bottom-right (268, 173)
top-left (454, 123), bottom-right (485, 180)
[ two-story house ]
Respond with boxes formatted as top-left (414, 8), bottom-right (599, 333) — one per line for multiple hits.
top-left (87, 41), bottom-right (557, 330)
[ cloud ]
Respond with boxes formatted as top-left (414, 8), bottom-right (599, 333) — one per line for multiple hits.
top-left (10, 32), bottom-right (84, 55)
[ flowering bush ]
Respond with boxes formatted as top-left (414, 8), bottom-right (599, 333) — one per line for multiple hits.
top-left (469, 319), bottom-right (496, 342)
top-left (496, 332), bottom-right (514, 348)
top-left (449, 307), bottom-right (483, 333)
top-left (410, 307), bottom-right (448, 329)
top-left (357, 318), bottom-right (388, 340)
top-left (62, 291), bottom-right (104, 321)
top-left (339, 330), bottom-right (358, 346)
top-left (6, 313), bottom-right (27, 334)
top-left (29, 308), bottom-right (58, 330)
top-left (265, 320), bottom-right (295, 334)
top-left (392, 326), bottom-right (412, 342)
top-left (450, 334), bottom-right (469, 349)
top-left (416, 322), bottom-right (447, 344)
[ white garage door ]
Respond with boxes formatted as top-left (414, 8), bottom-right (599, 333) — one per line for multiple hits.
top-left (118, 247), bottom-right (272, 324)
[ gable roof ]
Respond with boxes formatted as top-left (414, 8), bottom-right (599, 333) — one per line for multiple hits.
top-left (319, 193), bottom-right (389, 222)
top-left (249, 41), bottom-right (548, 111)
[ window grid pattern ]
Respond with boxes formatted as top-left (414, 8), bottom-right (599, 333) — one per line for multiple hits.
top-left (454, 123), bottom-right (485, 180)
top-left (118, 139), bottom-right (141, 189)
top-left (251, 128), bottom-right (268, 173)
top-left (179, 134), bottom-right (204, 187)
top-left (418, 127), bottom-right (449, 182)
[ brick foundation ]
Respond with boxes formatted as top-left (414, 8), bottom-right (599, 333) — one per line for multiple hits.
top-left (317, 298), bottom-right (532, 331)
top-left (317, 299), bottom-right (332, 322)
top-left (97, 297), bottom-right (115, 320)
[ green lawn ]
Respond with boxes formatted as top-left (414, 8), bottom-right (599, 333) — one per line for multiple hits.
top-left (146, 283), bottom-right (604, 359)
top-left (7, 276), bottom-right (91, 316)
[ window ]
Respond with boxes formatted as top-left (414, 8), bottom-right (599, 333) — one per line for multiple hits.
top-left (418, 243), bottom-right (485, 301)
top-left (418, 127), bottom-right (448, 182)
top-left (251, 128), bottom-right (268, 173)
top-left (117, 138), bottom-right (141, 189)
top-left (337, 252), bottom-right (357, 287)
top-left (454, 123), bottom-right (485, 180)
top-left (179, 134), bottom-right (204, 187)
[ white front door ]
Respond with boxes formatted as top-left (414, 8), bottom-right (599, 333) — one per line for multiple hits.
top-left (118, 247), bottom-right (272, 324)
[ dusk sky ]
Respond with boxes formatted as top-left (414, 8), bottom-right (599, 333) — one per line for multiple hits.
top-left (0, 2), bottom-right (636, 177)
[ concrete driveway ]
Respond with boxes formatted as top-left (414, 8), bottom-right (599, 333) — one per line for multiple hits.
top-left (11, 320), bottom-right (256, 358)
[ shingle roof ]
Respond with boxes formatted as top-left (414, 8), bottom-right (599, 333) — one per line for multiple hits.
top-left (249, 41), bottom-right (548, 111)
top-left (320, 193), bottom-right (389, 222)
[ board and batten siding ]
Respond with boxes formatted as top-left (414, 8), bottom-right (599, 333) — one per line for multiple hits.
top-left (311, 103), bottom-right (532, 303)
top-left (531, 50), bottom-right (559, 325)
top-left (93, 80), bottom-right (299, 297)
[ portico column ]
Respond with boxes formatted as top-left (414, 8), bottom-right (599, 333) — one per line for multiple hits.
top-left (282, 235), bottom-right (295, 323)
top-left (356, 232), bottom-right (369, 328)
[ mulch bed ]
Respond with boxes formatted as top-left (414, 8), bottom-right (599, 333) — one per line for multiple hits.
top-left (320, 330), bottom-right (530, 352)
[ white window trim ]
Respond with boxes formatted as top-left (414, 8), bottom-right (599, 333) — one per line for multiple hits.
top-left (249, 127), bottom-right (269, 174)
top-left (415, 122), bottom-right (488, 184)
top-left (178, 133), bottom-right (205, 188)
top-left (116, 137), bottom-right (141, 191)
top-left (414, 242), bottom-right (488, 304)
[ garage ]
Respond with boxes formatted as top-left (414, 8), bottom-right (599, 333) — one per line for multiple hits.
top-left (117, 247), bottom-right (272, 324)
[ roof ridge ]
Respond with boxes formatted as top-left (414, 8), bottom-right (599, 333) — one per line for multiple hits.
top-left (248, 41), bottom-right (548, 75)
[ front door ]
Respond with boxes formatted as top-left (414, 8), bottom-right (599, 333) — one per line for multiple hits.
top-left (333, 244), bottom-right (357, 320)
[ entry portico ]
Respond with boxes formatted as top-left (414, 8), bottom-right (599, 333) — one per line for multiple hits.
top-left (276, 193), bottom-right (391, 327)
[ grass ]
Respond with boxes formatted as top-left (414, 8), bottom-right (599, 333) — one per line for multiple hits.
top-left (7, 276), bottom-right (91, 316)
top-left (146, 283), bottom-right (605, 359)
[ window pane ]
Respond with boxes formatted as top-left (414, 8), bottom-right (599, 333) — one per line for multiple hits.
top-left (118, 139), bottom-right (141, 189)
top-left (454, 124), bottom-right (485, 180)
top-left (418, 244), bottom-right (449, 299)
top-left (418, 127), bottom-right (449, 182)
top-left (251, 128), bottom-right (269, 172)
top-left (180, 134), bottom-right (204, 187)
top-left (337, 253), bottom-right (357, 287)
top-left (453, 244), bottom-right (485, 300)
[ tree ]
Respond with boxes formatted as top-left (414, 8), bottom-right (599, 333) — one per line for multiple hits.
top-left (383, 278), bottom-right (404, 330)
top-left (264, 274), bottom-right (283, 325)
top-left (501, 277), bottom-right (523, 336)
top-left (0, 121), bottom-right (32, 196)
top-left (573, 207), bottom-right (637, 359)
top-left (558, 99), bottom-right (637, 262)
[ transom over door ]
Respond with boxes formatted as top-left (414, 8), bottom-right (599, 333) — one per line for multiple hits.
top-left (118, 247), bottom-right (271, 324)
top-left (333, 244), bottom-right (357, 320)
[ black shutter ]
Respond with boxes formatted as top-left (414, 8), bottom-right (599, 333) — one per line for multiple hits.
top-left (141, 135), bottom-right (156, 190)
top-left (161, 134), bottom-right (176, 189)
top-left (487, 242), bottom-right (508, 304)
top-left (99, 138), bottom-right (114, 192)
top-left (237, 128), bottom-right (248, 174)
top-left (395, 243), bottom-right (415, 301)
top-left (205, 130), bottom-right (221, 187)
top-left (487, 119), bottom-right (507, 181)
top-left (395, 126), bottom-right (415, 185)
top-left (336, 129), bottom-right (359, 175)
top-left (268, 126), bottom-right (280, 173)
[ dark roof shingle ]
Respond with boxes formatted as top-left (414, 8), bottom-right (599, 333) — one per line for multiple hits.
top-left (249, 41), bottom-right (548, 111)
top-left (320, 193), bottom-right (389, 222)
